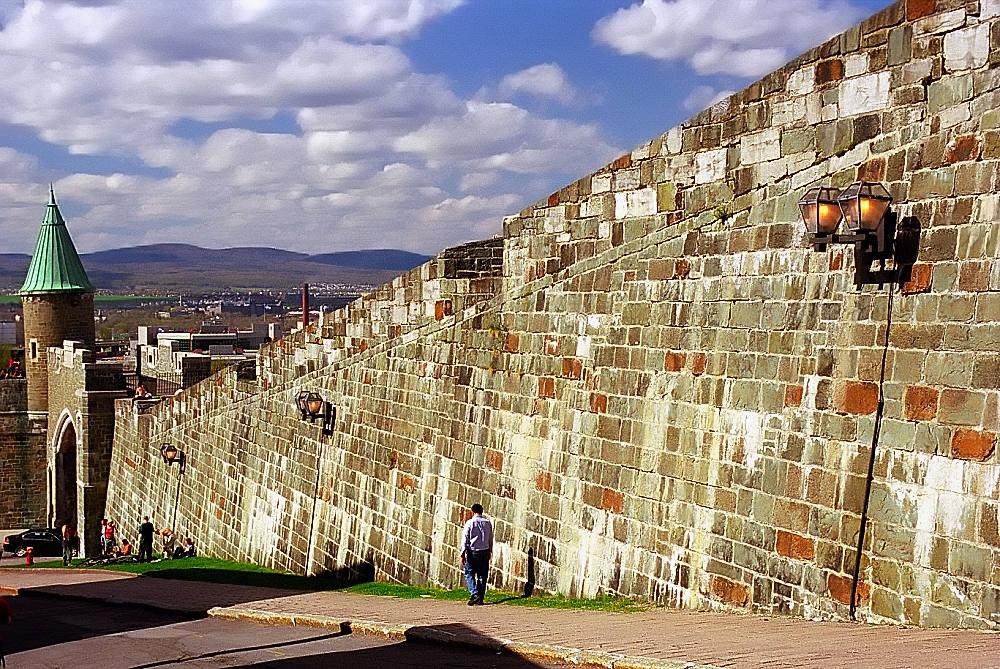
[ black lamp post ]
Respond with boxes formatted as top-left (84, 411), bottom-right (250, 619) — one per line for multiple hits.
top-left (799, 180), bottom-right (912, 621)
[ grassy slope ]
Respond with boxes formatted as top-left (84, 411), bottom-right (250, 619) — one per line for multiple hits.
top-left (22, 557), bottom-right (651, 613)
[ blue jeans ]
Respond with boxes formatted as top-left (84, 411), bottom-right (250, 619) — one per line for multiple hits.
top-left (464, 550), bottom-right (489, 599)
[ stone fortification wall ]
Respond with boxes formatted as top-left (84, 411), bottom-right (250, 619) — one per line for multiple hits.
top-left (305, 238), bottom-right (503, 369)
top-left (0, 380), bottom-right (46, 528)
top-left (106, 0), bottom-right (1000, 628)
top-left (47, 343), bottom-right (128, 553)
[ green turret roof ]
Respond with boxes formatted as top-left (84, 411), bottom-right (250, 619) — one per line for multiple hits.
top-left (19, 186), bottom-right (94, 295)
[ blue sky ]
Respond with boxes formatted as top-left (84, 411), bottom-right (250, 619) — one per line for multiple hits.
top-left (0, 0), bottom-right (893, 255)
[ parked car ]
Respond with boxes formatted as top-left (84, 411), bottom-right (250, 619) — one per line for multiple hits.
top-left (2, 528), bottom-right (62, 557)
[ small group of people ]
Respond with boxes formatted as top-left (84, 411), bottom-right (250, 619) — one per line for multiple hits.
top-left (137, 517), bottom-right (195, 561)
top-left (134, 383), bottom-right (153, 399)
top-left (0, 360), bottom-right (24, 379)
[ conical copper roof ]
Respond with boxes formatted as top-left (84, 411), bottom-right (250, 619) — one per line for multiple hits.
top-left (19, 186), bottom-right (94, 295)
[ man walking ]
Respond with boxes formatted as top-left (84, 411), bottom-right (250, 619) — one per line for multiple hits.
top-left (60, 523), bottom-right (77, 566)
top-left (138, 516), bottom-right (155, 562)
top-left (460, 503), bottom-right (493, 605)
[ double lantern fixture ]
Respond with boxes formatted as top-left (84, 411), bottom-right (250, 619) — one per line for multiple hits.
top-left (798, 181), bottom-right (896, 286)
top-left (296, 390), bottom-right (336, 437)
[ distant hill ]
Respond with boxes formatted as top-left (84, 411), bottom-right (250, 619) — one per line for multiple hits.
top-left (308, 249), bottom-right (432, 271)
top-left (0, 245), bottom-right (433, 293)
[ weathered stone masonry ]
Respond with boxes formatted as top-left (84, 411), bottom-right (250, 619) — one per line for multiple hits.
top-left (107, 0), bottom-right (1000, 629)
top-left (0, 380), bottom-right (45, 528)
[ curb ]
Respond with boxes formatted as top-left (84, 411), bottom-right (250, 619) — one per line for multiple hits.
top-left (207, 606), bottom-right (721, 669)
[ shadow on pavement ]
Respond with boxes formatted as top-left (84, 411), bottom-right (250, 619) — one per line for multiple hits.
top-left (141, 559), bottom-right (374, 591)
top-left (5, 560), bottom-right (374, 613)
top-left (129, 630), bottom-right (349, 669)
top-left (3, 593), bottom-right (200, 655)
top-left (228, 627), bottom-right (548, 668)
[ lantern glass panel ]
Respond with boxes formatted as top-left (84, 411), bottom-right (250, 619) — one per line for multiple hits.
top-left (296, 391), bottom-right (310, 413)
top-left (798, 187), bottom-right (842, 235)
top-left (306, 394), bottom-right (323, 417)
top-left (837, 181), bottom-right (891, 232)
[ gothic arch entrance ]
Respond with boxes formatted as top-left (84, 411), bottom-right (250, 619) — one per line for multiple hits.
top-left (53, 417), bottom-right (78, 529)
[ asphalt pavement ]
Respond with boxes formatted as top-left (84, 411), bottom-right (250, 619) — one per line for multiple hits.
top-left (3, 593), bottom-right (560, 668)
top-left (3, 566), bottom-right (1000, 668)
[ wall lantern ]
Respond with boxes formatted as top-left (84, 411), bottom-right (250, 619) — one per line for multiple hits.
top-left (296, 390), bottom-right (323, 421)
top-left (160, 443), bottom-right (185, 472)
top-left (799, 181), bottom-right (897, 286)
top-left (295, 390), bottom-right (336, 436)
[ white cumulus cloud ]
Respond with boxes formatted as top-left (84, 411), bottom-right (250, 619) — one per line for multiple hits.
top-left (498, 63), bottom-right (579, 105)
top-left (593, 0), bottom-right (869, 77)
top-left (0, 0), bottom-right (623, 255)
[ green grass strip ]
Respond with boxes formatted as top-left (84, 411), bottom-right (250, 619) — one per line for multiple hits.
top-left (18, 557), bottom-right (651, 613)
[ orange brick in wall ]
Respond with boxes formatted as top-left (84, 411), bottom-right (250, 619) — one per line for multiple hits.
top-left (711, 575), bottom-right (750, 607)
top-left (837, 381), bottom-right (878, 415)
top-left (904, 386), bottom-right (938, 421)
top-left (776, 530), bottom-right (815, 561)
top-left (951, 430), bottom-right (996, 461)
top-left (828, 573), bottom-right (869, 606)
top-left (485, 449), bottom-right (503, 472)
top-left (601, 488), bottom-right (624, 514)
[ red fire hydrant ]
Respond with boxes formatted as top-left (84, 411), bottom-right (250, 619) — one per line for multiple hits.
top-left (24, 546), bottom-right (34, 565)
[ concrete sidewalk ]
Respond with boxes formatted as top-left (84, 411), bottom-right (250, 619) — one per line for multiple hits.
top-left (2, 568), bottom-right (997, 668)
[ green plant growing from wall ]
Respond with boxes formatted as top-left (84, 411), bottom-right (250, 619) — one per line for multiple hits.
top-left (713, 204), bottom-right (731, 222)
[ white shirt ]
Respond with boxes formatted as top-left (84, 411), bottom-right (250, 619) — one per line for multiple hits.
top-left (461, 514), bottom-right (494, 553)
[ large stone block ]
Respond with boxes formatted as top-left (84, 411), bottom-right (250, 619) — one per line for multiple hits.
top-left (943, 24), bottom-right (991, 72)
top-left (839, 71), bottom-right (891, 116)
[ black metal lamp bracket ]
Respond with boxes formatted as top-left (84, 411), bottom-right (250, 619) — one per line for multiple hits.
top-left (809, 211), bottom-right (898, 287)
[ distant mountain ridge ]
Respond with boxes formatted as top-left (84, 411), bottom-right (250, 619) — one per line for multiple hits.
top-left (0, 245), bottom-right (433, 292)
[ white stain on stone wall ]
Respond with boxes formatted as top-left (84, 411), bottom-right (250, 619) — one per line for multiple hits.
top-left (733, 410), bottom-right (767, 471)
top-left (615, 188), bottom-right (657, 219)
top-left (246, 486), bottom-right (286, 566)
top-left (838, 71), bottom-right (891, 117)
top-left (695, 149), bottom-right (727, 185)
top-left (740, 129), bottom-right (781, 164)
top-left (944, 23), bottom-right (991, 72)
top-left (786, 66), bottom-right (815, 96)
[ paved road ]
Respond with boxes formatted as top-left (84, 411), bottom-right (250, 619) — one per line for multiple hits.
top-left (2, 594), bottom-right (559, 668)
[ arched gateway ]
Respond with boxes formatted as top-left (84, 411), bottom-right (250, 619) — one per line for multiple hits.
top-left (52, 412), bottom-right (78, 529)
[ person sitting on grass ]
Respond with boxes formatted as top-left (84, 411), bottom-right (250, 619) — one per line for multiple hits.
top-left (160, 528), bottom-right (176, 558)
top-left (180, 537), bottom-right (196, 558)
top-left (120, 538), bottom-right (133, 556)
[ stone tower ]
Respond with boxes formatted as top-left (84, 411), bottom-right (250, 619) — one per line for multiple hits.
top-left (19, 187), bottom-right (96, 414)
